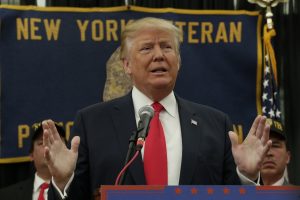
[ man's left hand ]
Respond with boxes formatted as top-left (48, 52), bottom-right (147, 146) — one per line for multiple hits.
top-left (229, 115), bottom-right (272, 181)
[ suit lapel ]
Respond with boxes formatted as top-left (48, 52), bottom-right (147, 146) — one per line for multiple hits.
top-left (177, 97), bottom-right (200, 184)
top-left (111, 94), bottom-right (146, 184)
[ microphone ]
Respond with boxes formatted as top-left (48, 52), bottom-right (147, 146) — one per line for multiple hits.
top-left (136, 105), bottom-right (154, 143)
top-left (115, 105), bottom-right (154, 184)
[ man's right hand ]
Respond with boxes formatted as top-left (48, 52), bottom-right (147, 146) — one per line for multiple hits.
top-left (42, 120), bottom-right (80, 191)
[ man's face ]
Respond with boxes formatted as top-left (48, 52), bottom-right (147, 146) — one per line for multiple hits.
top-left (30, 135), bottom-right (49, 174)
top-left (123, 29), bottom-right (180, 99)
top-left (261, 135), bottom-right (290, 178)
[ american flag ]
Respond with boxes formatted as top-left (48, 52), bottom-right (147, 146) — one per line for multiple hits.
top-left (261, 26), bottom-right (281, 120)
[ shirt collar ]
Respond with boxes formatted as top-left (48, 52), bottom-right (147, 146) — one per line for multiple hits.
top-left (272, 175), bottom-right (285, 186)
top-left (33, 173), bottom-right (50, 192)
top-left (132, 86), bottom-right (177, 118)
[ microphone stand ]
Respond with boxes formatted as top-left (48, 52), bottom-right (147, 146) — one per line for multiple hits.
top-left (119, 126), bottom-right (143, 185)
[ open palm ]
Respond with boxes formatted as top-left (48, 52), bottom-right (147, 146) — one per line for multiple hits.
top-left (229, 116), bottom-right (272, 180)
top-left (42, 120), bottom-right (80, 191)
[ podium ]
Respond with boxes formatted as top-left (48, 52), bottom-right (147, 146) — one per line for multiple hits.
top-left (100, 185), bottom-right (300, 200)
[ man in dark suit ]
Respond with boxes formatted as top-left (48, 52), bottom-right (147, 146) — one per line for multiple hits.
top-left (0, 122), bottom-right (66, 200)
top-left (42, 17), bottom-right (272, 199)
top-left (261, 119), bottom-right (291, 185)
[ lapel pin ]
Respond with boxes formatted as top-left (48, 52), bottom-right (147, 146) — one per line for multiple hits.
top-left (191, 119), bottom-right (198, 126)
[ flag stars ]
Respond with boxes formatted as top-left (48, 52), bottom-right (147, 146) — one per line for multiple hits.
top-left (239, 187), bottom-right (246, 195)
top-left (262, 106), bottom-right (266, 114)
top-left (223, 187), bottom-right (230, 195)
top-left (263, 79), bottom-right (269, 88)
top-left (276, 109), bottom-right (281, 118)
top-left (268, 109), bottom-right (275, 118)
top-left (262, 48), bottom-right (282, 133)
top-left (265, 66), bottom-right (270, 74)
top-left (265, 54), bottom-right (270, 62)
top-left (190, 187), bottom-right (198, 195)
top-left (207, 188), bottom-right (214, 195)
top-left (262, 93), bottom-right (268, 101)
top-left (269, 97), bottom-right (274, 105)
top-left (175, 187), bottom-right (182, 195)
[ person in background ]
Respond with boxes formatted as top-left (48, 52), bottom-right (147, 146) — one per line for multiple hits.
top-left (261, 119), bottom-right (291, 185)
top-left (42, 17), bottom-right (272, 200)
top-left (0, 122), bottom-right (66, 200)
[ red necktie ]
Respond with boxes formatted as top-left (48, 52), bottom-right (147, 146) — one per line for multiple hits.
top-left (144, 102), bottom-right (168, 185)
top-left (38, 182), bottom-right (49, 200)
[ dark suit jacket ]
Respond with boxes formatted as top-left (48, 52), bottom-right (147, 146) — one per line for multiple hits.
top-left (283, 178), bottom-right (291, 186)
top-left (0, 177), bottom-right (33, 200)
top-left (49, 93), bottom-right (240, 199)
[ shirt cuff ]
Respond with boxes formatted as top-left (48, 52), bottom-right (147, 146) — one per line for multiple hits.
top-left (236, 167), bottom-right (261, 185)
top-left (51, 173), bottom-right (75, 199)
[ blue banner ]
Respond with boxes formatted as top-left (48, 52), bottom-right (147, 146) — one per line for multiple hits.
top-left (0, 5), bottom-right (262, 163)
top-left (100, 185), bottom-right (300, 200)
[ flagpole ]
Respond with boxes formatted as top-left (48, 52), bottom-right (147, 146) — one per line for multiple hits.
top-left (247, 0), bottom-right (288, 30)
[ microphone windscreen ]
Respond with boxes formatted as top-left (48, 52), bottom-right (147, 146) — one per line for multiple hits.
top-left (138, 105), bottom-right (154, 118)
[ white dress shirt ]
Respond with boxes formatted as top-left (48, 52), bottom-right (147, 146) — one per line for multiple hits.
top-left (33, 173), bottom-right (50, 200)
top-left (132, 86), bottom-right (182, 185)
top-left (271, 176), bottom-right (285, 186)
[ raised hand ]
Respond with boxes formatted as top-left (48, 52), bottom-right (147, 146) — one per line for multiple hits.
top-left (229, 115), bottom-right (272, 181)
top-left (42, 119), bottom-right (80, 191)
